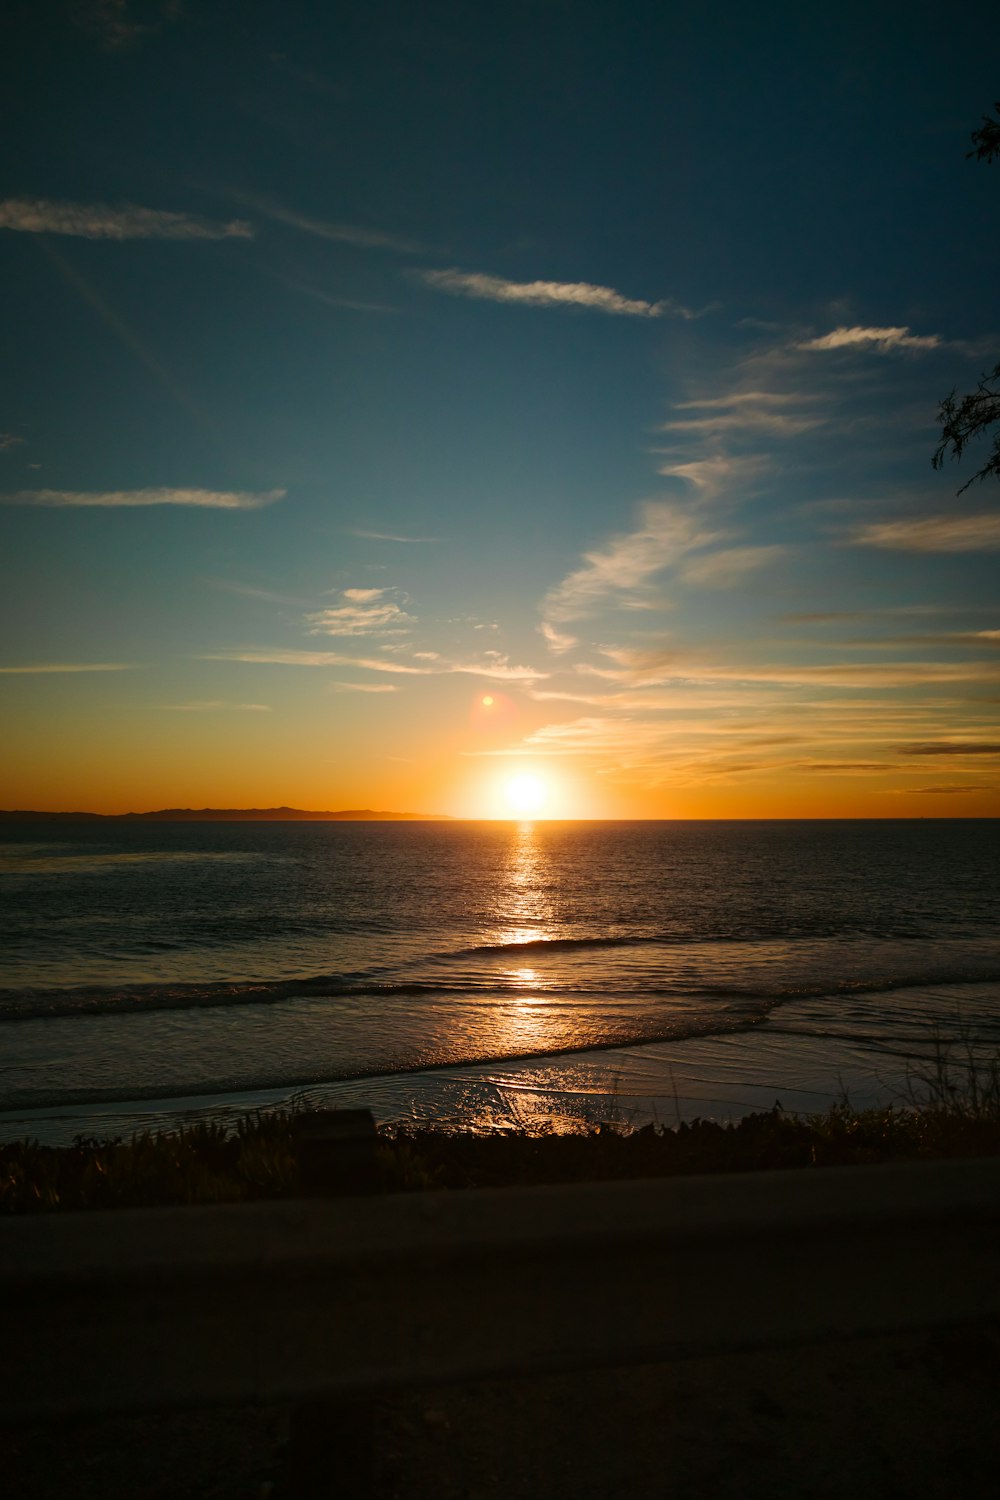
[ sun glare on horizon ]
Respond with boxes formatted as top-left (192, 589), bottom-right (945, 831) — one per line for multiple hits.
top-left (504, 772), bottom-right (548, 818)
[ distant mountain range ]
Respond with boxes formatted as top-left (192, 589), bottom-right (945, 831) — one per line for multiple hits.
top-left (0, 807), bottom-right (452, 822)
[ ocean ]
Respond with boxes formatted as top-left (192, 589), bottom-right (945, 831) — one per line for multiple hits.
top-left (1, 818), bottom-right (998, 1143)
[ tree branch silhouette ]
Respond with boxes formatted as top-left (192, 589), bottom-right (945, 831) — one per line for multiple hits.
top-left (932, 102), bottom-right (1000, 490)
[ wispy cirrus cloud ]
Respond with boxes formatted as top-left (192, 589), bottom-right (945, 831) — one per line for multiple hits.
top-left (786, 760), bottom-right (891, 775)
top-left (0, 198), bottom-right (253, 241)
top-left (0, 662), bottom-right (136, 674)
top-left (497, 716), bottom-right (999, 787)
top-left (701, 661), bottom-right (1000, 688)
top-left (905, 784), bottom-right (996, 795)
top-left (415, 268), bottom-right (687, 318)
top-left (798, 325), bottom-right (943, 354)
top-left (504, 717), bottom-right (806, 776)
top-left (231, 192), bottom-right (421, 253)
top-left (540, 621), bottom-right (579, 653)
top-left (542, 502), bottom-right (726, 633)
top-left (307, 587), bottom-right (413, 637)
top-left (851, 512), bottom-right (1000, 552)
top-left (474, 667), bottom-right (1000, 791)
top-left (811, 629), bottom-right (1000, 650)
top-left (450, 652), bottom-right (545, 682)
top-left (276, 278), bottom-right (399, 316)
top-left (777, 605), bottom-right (962, 623)
top-left (680, 545), bottom-right (789, 588)
top-left (351, 528), bottom-right (439, 543)
top-left (2, 487), bottom-right (285, 509)
top-left (656, 453), bottom-right (771, 498)
top-left (587, 644), bottom-right (1000, 690)
top-left (158, 701), bottom-right (272, 712)
top-left (527, 682), bottom-right (793, 711)
top-left (202, 648), bottom-right (431, 673)
top-left (662, 390), bottom-right (825, 437)
top-left (330, 681), bottom-right (399, 693)
top-left (206, 579), bottom-right (310, 607)
top-left (202, 647), bottom-right (546, 681)
top-left (518, 715), bottom-right (668, 757)
top-left (899, 741), bottom-right (1000, 756)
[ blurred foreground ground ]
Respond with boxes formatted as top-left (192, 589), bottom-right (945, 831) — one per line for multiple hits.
top-left (4, 1322), bottom-right (999, 1499)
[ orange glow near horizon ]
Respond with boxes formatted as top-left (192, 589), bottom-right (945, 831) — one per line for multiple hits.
top-left (4, 697), bottom-right (1000, 821)
top-left (7, 733), bottom-right (1000, 822)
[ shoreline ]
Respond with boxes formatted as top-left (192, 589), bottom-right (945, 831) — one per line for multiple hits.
top-left (0, 997), bottom-right (930, 1145)
top-left (6, 977), bottom-right (996, 1148)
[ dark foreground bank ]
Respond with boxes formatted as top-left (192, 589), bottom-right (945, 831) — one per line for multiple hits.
top-left (5, 1324), bottom-right (999, 1499)
top-left (5, 1085), bottom-right (1000, 1497)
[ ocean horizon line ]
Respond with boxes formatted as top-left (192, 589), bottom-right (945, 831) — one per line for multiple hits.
top-left (2, 808), bottom-right (998, 824)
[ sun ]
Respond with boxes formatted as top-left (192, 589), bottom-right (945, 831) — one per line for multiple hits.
top-left (505, 772), bottom-right (548, 817)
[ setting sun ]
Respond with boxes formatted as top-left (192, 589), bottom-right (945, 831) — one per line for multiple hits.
top-left (505, 772), bottom-right (548, 817)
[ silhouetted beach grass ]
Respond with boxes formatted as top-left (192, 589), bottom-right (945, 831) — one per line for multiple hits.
top-left (4, 1041), bottom-right (1000, 1214)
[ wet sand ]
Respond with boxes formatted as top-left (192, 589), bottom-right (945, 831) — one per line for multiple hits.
top-left (0, 999), bottom-right (913, 1146)
top-left (289, 1007), bottom-right (915, 1132)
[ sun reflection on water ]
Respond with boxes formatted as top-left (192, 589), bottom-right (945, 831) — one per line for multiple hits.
top-left (500, 928), bottom-right (548, 948)
top-left (495, 821), bottom-right (555, 949)
top-left (487, 823), bottom-right (562, 1058)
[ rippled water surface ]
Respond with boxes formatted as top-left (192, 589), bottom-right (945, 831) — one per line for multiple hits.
top-left (1, 819), bottom-right (997, 1128)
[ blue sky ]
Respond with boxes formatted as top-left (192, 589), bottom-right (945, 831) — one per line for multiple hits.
top-left (2, 0), bottom-right (999, 816)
